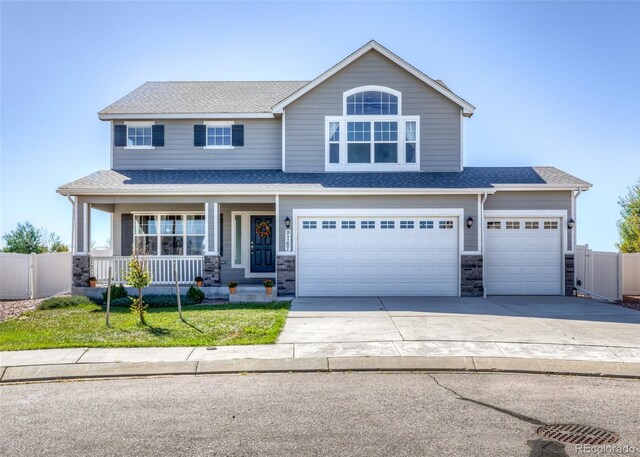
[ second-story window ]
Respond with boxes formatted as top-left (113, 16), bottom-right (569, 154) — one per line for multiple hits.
top-left (128, 126), bottom-right (152, 147)
top-left (326, 85), bottom-right (419, 171)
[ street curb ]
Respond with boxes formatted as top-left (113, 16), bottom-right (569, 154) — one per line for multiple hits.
top-left (1, 357), bottom-right (639, 383)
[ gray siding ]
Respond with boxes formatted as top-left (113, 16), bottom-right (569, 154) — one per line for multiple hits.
top-left (285, 50), bottom-right (462, 173)
top-left (278, 195), bottom-right (478, 252)
top-left (112, 119), bottom-right (282, 170)
top-left (485, 190), bottom-right (573, 248)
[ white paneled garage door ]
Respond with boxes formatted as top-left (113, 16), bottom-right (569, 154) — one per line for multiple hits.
top-left (484, 218), bottom-right (562, 295)
top-left (297, 215), bottom-right (459, 296)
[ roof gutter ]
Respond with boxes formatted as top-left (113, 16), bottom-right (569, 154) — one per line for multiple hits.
top-left (98, 113), bottom-right (276, 121)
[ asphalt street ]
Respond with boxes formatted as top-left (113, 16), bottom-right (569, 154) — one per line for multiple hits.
top-left (1, 373), bottom-right (638, 456)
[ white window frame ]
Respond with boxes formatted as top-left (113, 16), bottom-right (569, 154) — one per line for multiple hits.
top-left (132, 212), bottom-right (206, 256)
top-left (343, 85), bottom-right (402, 116)
top-left (325, 116), bottom-right (420, 172)
top-left (204, 121), bottom-right (235, 149)
top-left (124, 121), bottom-right (155, 150)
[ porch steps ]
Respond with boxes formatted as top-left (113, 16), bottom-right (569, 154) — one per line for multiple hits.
top-left (228, 286), bottom-right (277, 303)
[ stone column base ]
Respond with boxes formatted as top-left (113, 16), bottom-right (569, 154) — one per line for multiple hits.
top-left (73, 255), bottom-right (91, 288)
top-left (203, 255), bottom-right (221, 286)
top-left (276, 255), bottom-right (296, 296)
top-left (565, 254), bottom-right (575, 296)
top-left (461, 255), bottom-right (483, 297)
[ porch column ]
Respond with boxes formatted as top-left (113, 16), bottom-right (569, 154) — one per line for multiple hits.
top-left (72, 201), bottom-right (91, 290)
top-left (203, 201), bottom-right (221, 286)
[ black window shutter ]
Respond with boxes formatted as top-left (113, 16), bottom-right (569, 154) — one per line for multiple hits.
top-left (219, 213), bottom-right (223, 256)
top-left (114, 125), bottom-right (127, 147)
top-left (152, 125), bottom-right (164, 147)
top-left (194, 125), bottom-right (206, 147)
top-left (232, 125), bottom-right (244, 147)
top-left (121, 214), bottom-right (133, 256)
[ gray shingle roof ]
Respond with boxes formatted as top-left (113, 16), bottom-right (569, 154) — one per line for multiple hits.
top-left (99, 81), bottom-right (309, 115)
top-left (57, 167), bottom-right (591, 194)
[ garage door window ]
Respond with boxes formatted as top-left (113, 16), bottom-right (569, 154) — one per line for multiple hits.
top-left (544, 221), bottom-right (559, 230)
top-left (506, 221), bottom-right (520, 230)
top-left (322, 221), bottom-right (337, 229)
top-left (439, 220), bottom-right (454, 229)
top-left (381, 221), bottom-right (395, 229)
top-left (525, 221), bottom-right (539, 230)
top-left (487, 221), bottom-right (501, 230)
top-left (361, 221), bottom-right (375, 229)
top-left (341, 221), bottom-right (356, 229)
top-left (302, 221), bottom-right (317, 229)
top-left (400, 221), bottom-right (414, 229)
top-left (420, 221), bottom-right (434, 229)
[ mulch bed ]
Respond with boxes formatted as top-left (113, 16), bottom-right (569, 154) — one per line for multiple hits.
top-left (618, 296), bottom-right (640, 311)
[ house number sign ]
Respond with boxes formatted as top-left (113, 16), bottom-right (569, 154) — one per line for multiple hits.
top-left (284, 229), bottom-right (292, 252)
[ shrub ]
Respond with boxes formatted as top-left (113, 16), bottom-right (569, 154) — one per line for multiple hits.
top-left (37, 295), bottom-right (94, 310)
top-left (106, 294), bottom-right (196, 308)
top-left (263, 280), bottom-right (274, 288)
top-left (227, 281), bottom-right (238, 288)
top-left (194, 276), bottom-right (204, 283)
top-left (102, 283), bottom-right (128, 302)
top-left (186, 286), bottom-right (205, 304)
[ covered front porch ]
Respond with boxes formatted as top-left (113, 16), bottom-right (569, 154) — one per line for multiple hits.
top-left (69, 195), bottom-right (292, 295)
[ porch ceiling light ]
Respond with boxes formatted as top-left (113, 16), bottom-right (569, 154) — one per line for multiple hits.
top-left (466, 217), bottom-right (474, 229)
top-left (285, 216), bottom-right (291, 229)
top-left (568, 218), bottom-right (575, 229)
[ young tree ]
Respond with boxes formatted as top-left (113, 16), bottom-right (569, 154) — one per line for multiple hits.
top-left (2, 221), bottom-right (68, 253)
top-left (616, 179), bottom-right (640, 253)
top-left (123, 254), bottom-right (152, 324)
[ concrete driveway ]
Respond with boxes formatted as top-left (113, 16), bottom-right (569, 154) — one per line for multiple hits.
top-left (277, 296), bottom-right (640, 360)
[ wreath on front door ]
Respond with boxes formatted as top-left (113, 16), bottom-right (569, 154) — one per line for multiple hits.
top-left (255, 221), bottom-right (271, 238)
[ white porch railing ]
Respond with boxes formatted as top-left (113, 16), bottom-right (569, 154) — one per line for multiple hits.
top-left (91, 256), bottom-right (204, 285)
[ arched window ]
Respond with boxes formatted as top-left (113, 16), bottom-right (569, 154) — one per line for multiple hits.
top-left (343, 86), bottom-right (402, 116)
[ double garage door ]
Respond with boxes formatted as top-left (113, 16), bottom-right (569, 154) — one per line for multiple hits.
top-left (484, 217), bottom-right (562, 295)
top-left (297, 215), bottom-right (459, 296)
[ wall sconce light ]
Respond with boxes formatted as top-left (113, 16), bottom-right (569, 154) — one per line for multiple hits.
top-left (466, 217), bottom-right (474, 229)
top-left (567, 218), bottom-right (575, 230)
top-left (285, 217), bottom-right (291, 229)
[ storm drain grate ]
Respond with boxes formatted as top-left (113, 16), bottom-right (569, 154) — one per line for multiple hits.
top-left (537, 424), bottom-right (619, 445)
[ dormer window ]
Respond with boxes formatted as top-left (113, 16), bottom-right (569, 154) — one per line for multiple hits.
top-left (326, 86), bottom-right (418, 171)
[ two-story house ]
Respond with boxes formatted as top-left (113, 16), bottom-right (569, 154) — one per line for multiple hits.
top-left (58, 41), bottom-right (591, 298)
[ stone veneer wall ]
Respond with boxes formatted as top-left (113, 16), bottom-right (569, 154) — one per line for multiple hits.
top-left (461, 255), bottom-right (483, 297)
top-left (564, 254), bottom-right (575, 296)
top-left (276, 255), bottom-right (296, 296)
top-left (72, 255), bottom-right (91, 288)
top-left (203, 255), bottom-right (221, 286)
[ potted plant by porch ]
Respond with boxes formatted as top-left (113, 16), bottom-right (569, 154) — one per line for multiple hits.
top-left (194, 276), bottom-right (204, 287)
top-left (263, 279), bottom-right (274, 295)
top-left (228, 281), bottom-right (238, 294)
top-left (88, 276), bottom-right (97, 287)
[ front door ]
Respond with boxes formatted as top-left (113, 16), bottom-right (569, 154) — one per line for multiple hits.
top-left (250, 215), bottom-right (275, 273)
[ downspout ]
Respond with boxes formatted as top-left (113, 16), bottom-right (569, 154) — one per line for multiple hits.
top-left (480, 192), bottom-right (488, 299)
top-left (66, 193), bottom-right (76, 255)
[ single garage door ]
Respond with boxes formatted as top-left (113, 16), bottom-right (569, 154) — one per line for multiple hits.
top-left (484, 218), bottom-right (562, 295)
top-left (297, 216), bottom-right (459, 296)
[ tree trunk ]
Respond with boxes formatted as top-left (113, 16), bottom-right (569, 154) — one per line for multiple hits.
top-left (138, 287), bottom-right (145, 324)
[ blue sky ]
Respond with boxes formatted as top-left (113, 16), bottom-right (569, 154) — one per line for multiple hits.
top-left (1, 1), bottom-right (638, 251)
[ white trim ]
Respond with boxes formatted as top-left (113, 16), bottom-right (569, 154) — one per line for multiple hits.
top-left (281, 110), bottom-right (286, 171)
top-left (124, 146), bottom-right (155, 150)
top-left (275, 195), bottom-right (280, 253)
top-left (124, 121), bottom-right (156, 126)
top-left (293, 207), bottom-right (464, 297)
top-left (124, 122), bottom-right (155, 149)
top-left (109, 121), bottom-right (114, 170)
top-left (324, 115), bottom-right (420, 172)
top-left (460, 110), bottom-right (464, 172)
top-left (212, 203), bottom-right (220, 254)
top-left (462, 251), bottom-right (482, 256)
top-left (204, 121), bottom-right (235, 126)
top-left (476, 194), bottom-right (481, 252)
top-left (277, 251), bottom-right (295, 256)
top-left (99, 113), bottom-right (274, 120)
top-left (204, 122), bottom-right (233, 149)
top-left (342, 85), bottom-right (402, 116)
top-left (492, 184), bottom-right (592, 191)
top-left (230, 211), bottom-right (246, 268)
top-left (230, 211), bottom-right (276, 278)
top-left (59, 188), bottom-right (496, 196)
top-left (272, 40), bottom-right (475, 116)
top-left (204, 202), bottom-right (209, 255)
top-left (83, 203), bottom-right (89, 254)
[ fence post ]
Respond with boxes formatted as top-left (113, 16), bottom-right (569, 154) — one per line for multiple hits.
top-left (29, 253), bottom-right (36, 299)
top-left (106, 266), bottom-right (112, 327)
top-left (617, 253), bottom-right (623, 301)
top-left (174, 261), bottom-right (183, 320)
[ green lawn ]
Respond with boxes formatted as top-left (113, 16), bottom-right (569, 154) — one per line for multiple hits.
top-left (0, 301), bottom-right (290, 351)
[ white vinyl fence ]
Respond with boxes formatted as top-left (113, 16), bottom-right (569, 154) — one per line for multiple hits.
top-left (575, 245), bottom-right (640, 301)
top-left (0, 252), bottom-right (72, 300)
